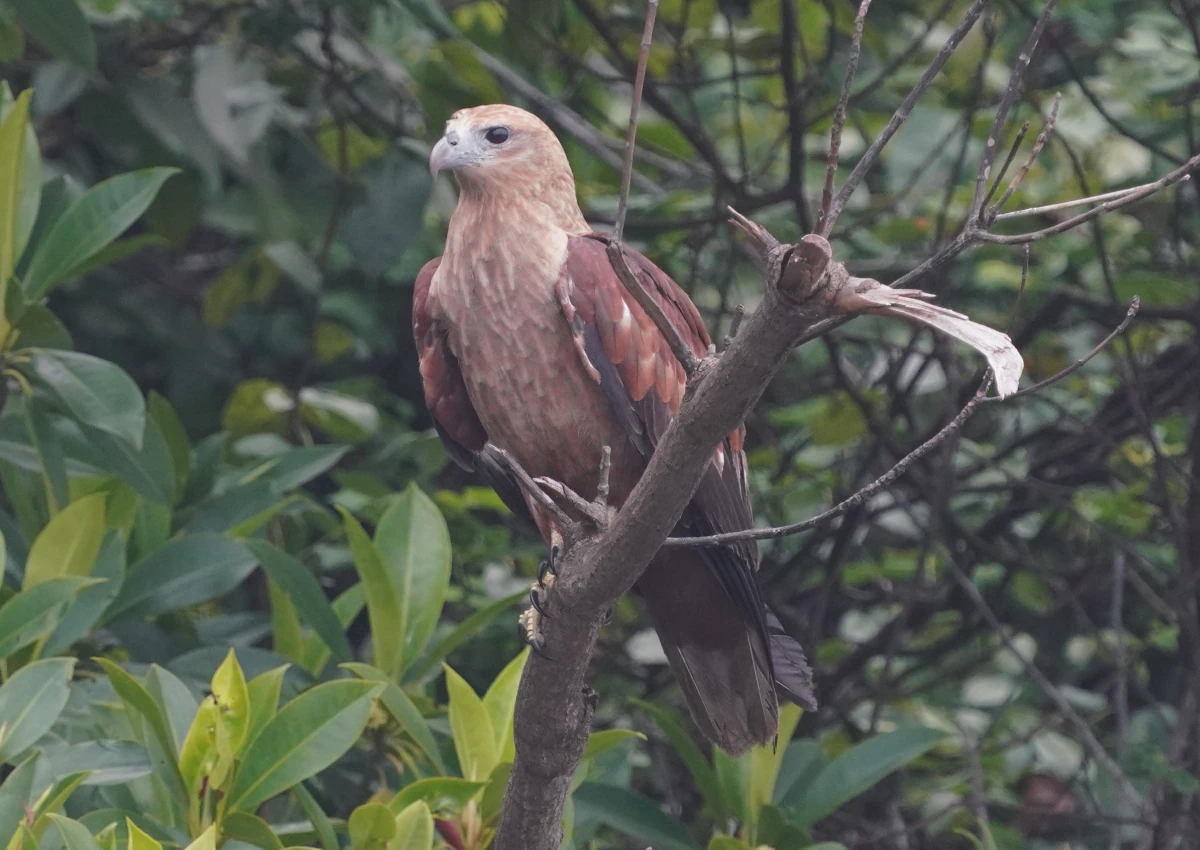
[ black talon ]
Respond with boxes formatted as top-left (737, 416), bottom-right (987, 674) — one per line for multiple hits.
top-left (529, 587), bottom-right (548, 618)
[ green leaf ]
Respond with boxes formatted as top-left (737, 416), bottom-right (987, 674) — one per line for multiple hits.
top-left (125, 819), bottom-right (162, 850)
top-left (340, 508), bottom-right (404, 679)
top-left (182, 826), bottom-right (215, 850)
top-left (212, 649), bottom-right (251, 756)
top-left (386, 778), bottom-right (484, 816)
top-left (228, 679), bottom-right (382, 812)
top-left (443, 664), bottom-right (496, 782)
top-left (48, 816), bottom-right (103, 850)
top-left (634, 699), bottom-right (724, 818)
top-left (178, 697), bottom-right (222, 798)
top-left (27, 351), bottom-right (146, 450)
top-left (342, 663), bottom-right (445, 773)
top-left (107, 534), bottom-right (258, 620)
top-left (24, 398), bottom-right (68, 512)
top-left (6, 0), bottom-right (95, 70)
top-left (23, 492), bottom-right (105, 588)
top-left (222, 813), bottom-right (284, 850)
top-left (348, 803), bottom-right (396, 849)
top-left (42, 531), bottom-right (123, 656)
top-left (790, 727), bottom-right (947, 829)
top-left (0, 577), bottom-right (93, 658)
top-left (292, 782), bottom-right (339, 850)
top-left (22, 168), bottom-right (178, 299)
top-left (244, 540), bottom-right (353, 664)
top-left (0, 753), bottom-right (39, 843)
top-left (0, 658), bottom-right (75, 762)
top-left (403, 590), bottom-right (525, 684)
top-left (146, 393), bottom-right (191, 500)
top-left (482, 648), bottom-right (528, 762)
top-left (572, 783), bottom-right (700, 850)
top-left (707, 839), bottom-right (750, 850)
top-left (78, 420), bottom-right (173, 505)
top-left (0, 89), bottom-right (31, 287)
top-left (582, 729), bottom-right (645, 761)
top-left (245, 664), bottom-right (288, 749)
top-left (46, 740), bottom-right (152, 786)
top-left (375, 485), bottom-right (452, 674)
top-left (388, 802), bottom-right (433, 850)
top-left (747, 703), bottom-right (803, 825)
top-left (93, 659), bottom-right (186, 793)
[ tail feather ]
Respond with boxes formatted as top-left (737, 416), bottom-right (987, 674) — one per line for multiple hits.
top-left (767, 609), bottom-right (817, 711)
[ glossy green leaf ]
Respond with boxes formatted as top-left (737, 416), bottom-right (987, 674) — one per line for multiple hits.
top-left (125, 819), bottom-right (161, 850)
top-left (0, 576), bottom-right (93, 658)
top-left (182, 826), bottom-right (215, 850)
top-left (0, 753), bottom-right (39, 844)
top-left (444, 664), bottom-right (496, 782)
top-left (222, 813), bottom-right (284, 850)
top-left (23, 398), bottom-right (68, 512)
top-left (23, 492), bottom-right (105, 588)
top-left (146, 392), bottom-right (191, 500)
top-left (375, 483), bottom-right (451, 674)
top-left (386, 777), bottom-right (484, 816)
top-left (582, 729), bottom-right (646, 761)
top-left (78, 420), bottom-right (173, 505)
top-left (93, 659), bottom-right (185, 792)
top-left (572, 782), bottom-right (700, 850)
top-left (342, 663), bottom-right (444, 773)
top-left (228, 679), bottom-right (381, 812)
top-left (292, 782), bottom-right (339, 850)
top-left (0, 89), bottom-right (31, 287)
top-left (403, 590), bottom-right (525, 684)
top-left (48, 816), bottom-right (103, 850)
top-left (790, 727), bottom-right (947, 829)
top-left (747, 702), bottom-right (803, 824)
top-left (388, 801), bottom-right (433, 850)
top-left (245, 664), bottom-right (289, 748)
top-left (0, 658), bottom-right (75, 762)
top-left (635, 699), bottom-right (724, 818)
top-left (6, 0), bottom-right (95, 70)
top-left (42, 531), bottom-right (123, 656)
top-left (46, 740), bottom-right (152, 786)
top-left (244, 540), bottom-right (352, 663)
top-left (107, 534), bottom-right (258, 620)
top-left (348, 802), bottom-right (395, 849)
top-left (340, 508), bottom-right (403, 678)
top-left (706, 838), bottom-right (750, 850)
top-left (178, 696), bottom-right (221, 797)
top-left (27, 351), bottom-right (146, 450)
top-left (482, 647), bottom-right (528, 762)
top-left (22, 168), bottom-right (177, 298)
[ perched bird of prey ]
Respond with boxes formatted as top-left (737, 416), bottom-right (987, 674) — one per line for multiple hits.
top-left (414, 104), bottom-right (815, 754)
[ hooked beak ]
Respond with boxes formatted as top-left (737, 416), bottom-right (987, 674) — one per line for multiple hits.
top-left (429, 130), bottom-right (473, 176)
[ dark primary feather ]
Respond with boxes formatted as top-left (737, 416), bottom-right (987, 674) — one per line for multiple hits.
top-left (557, 234), bottom-right (805, 699)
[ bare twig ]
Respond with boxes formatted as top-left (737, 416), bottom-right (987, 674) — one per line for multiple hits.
top-left (989, 93), bottom-right (1061, 218)
top-left (608, 242), bottom-right (704, 376)
top-left (969, 0), bottom-right (1059, 223)
top-left (486, 445), bottom-right (572, 528)
top-left (981, 120), bottom-right (1031, 215)
top-left (824, 0), bottom-right (990, 233)
top-left (612, 0), bottom-right (660, 242)
top-left (994, 178), bottom-right (1188, 221)
top-left (817, 0), bottom-right (873, 237)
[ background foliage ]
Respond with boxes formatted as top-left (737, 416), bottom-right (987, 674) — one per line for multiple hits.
top-left (0, 0), bottom-right (1196, 847)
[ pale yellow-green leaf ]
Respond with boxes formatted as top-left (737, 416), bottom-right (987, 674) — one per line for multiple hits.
top-left (181, 826), bottom-right (216, 850)
top-left (481, 647), bottom-right (528, 762)
top-left (0, 89), bottom-right (31, 287)
top-left (388, 801), bottom-right (433, 850)
top-left (747, 702), bottom-right (802, 820)
top-left (212, 648), bottom-right (250, 756)
top-left (178, 696), bottom-right (220, 798)
top-left (443, 664), bottom-right (496, 782)
top-left (125, 820), bottom-right (162, 850)
top-left (24, 494), bottom-right (106, 589)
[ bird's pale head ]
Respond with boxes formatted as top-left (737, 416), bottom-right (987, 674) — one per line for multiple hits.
top-left (430, 104), bottom-right (587, 232)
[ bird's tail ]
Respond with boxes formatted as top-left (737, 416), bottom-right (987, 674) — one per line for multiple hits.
top-left (639, 555), bottom-right (816, 755)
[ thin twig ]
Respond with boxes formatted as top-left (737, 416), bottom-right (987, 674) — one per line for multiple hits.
top-left (817, 0), bottom-right (873, 237)
top-left (824, 0), bottom-right (990, 234)
top-left (989, 93), bottom-right (1060, 217)
top-left (608, 242), bottom-right (704, 377)
top-left (994, 179), bottom-right (1185, 221)
top-left (982, 153), bottom-right (1200, 243)
top-left (613, 0), bottom-right (660, 243)
top-left (486, 445), bottom-right (572, 528)
top-left (665, 376), bottom-right (993, 546)
top-left (969, 0), bottom-right (1060, 223)
top-left (981, 120), bottom-right (1030, 214)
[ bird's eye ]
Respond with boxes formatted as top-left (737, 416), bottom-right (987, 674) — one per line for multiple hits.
top-left (485, 126), bottom-right (510, 145)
